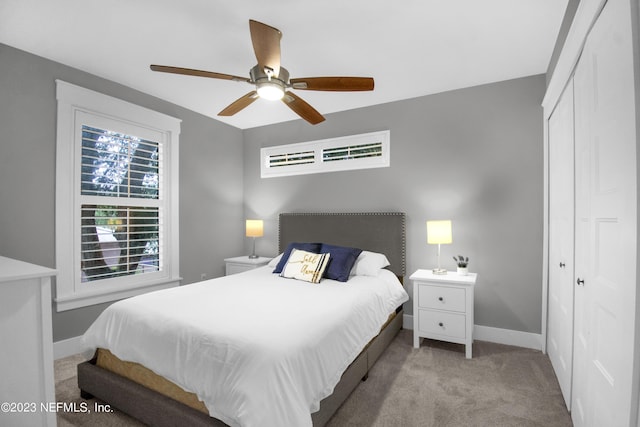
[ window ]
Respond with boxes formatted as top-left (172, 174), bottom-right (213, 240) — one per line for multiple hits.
top-left (80, 125), bottom-right (161, 282)
top-left (55, 80), bottom-right (181, 311)
top-left (261, 130), bottom-right (390, 178)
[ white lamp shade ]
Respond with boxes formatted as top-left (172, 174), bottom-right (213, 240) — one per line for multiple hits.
top-left (245, 220), bottom-right (264, 237)
top-left (427, 220), bottom-right (452, 244)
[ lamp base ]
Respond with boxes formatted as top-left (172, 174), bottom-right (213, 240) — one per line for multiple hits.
top-left (432, 268), bottom-right (448, 275)
top-left (248, 236), bottom-right (259, 259)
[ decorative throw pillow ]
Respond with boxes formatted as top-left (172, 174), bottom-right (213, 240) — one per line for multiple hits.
top-left (272, 242), bottom-right (322, 273)
top-left (280, 248), bottom-right (330, 283)
top-left (319, 243), bottom-right (362, 282)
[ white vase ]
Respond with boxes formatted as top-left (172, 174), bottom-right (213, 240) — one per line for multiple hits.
top-left (457, 267), bottom-right (469, 276)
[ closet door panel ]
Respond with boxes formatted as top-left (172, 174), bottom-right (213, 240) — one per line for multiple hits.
top-left (547, 79), bottom-right (575, 409)
top-left (571, 85), bottom-right (590, 425)
top-left (571, 0), bottom-right (638, 425)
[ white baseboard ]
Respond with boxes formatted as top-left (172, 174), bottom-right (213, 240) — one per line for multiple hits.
top-left (403, 314), bottom-right (542, 351)
top-left (473, 324), bottom-right (542, 351)
top-left (54, 335), bottom-right (90, 360)
top-left (403, 313), bottom-right (414, 330)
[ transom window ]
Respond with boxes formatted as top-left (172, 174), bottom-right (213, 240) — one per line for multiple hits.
top-left (261, 130), bottom-right (390, 178)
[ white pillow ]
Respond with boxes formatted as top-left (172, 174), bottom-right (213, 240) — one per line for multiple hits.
top-left (350, 250), bottom-right (391, 276)
top-left (268, 253), bottom-right (283, 268)
top-left (280, 249), bottom-right (330, 284)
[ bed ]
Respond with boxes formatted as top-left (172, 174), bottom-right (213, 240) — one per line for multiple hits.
top-left (78, 212), bottom-right (407, 427)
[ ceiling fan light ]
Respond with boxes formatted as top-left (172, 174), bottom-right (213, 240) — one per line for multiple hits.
top-left (257, 81), bottom-right (285, 100)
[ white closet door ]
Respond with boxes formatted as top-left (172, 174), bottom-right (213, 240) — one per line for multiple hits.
top-left (571, 0), bottom-right (638, 425)
top-left (571, 50), bottom-right (591, 427)
top-left (547, 79), bottom-right (575, 409)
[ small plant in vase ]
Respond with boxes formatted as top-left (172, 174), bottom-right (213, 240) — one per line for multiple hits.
top-left (453, 255), bottom-right (469, 275)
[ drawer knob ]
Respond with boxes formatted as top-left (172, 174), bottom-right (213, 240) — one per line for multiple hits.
top-left (438, 322), bottom-right (444, 327)
top-left (438, 297), bottom-right (444, 302)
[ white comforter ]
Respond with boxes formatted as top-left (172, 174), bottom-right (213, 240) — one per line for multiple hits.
top-left (83, 266), bottom-right (408, 427)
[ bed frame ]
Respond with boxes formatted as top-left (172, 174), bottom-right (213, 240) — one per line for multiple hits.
top-left (77, 212), bottom-right (406, 427)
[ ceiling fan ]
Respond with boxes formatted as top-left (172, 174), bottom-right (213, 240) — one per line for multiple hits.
top-left (150, 19), bottom-right (374, 125)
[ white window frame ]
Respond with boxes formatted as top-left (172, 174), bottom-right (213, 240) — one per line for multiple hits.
top-left (260, 130), bottom-right (390, 178)
top-left (55, 80), bottom-right (181, 311)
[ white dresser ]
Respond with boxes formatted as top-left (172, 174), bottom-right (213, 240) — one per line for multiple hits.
top-left (0, 256), bottom-right (57, 427)
top-left (411, 269), bottom-right (477, 358)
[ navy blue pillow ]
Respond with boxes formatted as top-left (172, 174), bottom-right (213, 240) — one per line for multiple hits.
top-left (273, 242), bottom-right (322, 273)
top-left (320, 243), bottom-right (363, 282)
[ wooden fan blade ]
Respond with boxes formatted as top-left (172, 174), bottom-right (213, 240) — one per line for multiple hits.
top-left (282, 92), bottom-right (325, 125)
top-left (218, 91), bottom-right (259, 116)
top-left (249, 20), bottom-right (281, 77)
top-left (290, 77), bottom-right (375, 91)
top-left (150, 65), bottom-right (249, 83)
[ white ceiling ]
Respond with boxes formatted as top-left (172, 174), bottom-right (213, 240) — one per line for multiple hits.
top-left (0, 0), bottom-right (568, 129)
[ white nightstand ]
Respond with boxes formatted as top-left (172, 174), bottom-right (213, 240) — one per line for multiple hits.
top-left (410, 269), bottom-right (477, 358)
top-left (224, 256), bottom-right (272, 275)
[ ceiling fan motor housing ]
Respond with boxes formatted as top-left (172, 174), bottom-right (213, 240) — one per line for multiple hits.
top-left (251, 65), bottom-right (289, 99)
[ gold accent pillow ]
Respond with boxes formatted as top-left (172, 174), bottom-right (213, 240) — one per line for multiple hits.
top-left (280, 248), bottom-right (330, 283)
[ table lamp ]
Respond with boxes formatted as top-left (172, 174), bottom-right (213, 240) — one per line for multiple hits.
top-left (427, 220), bottom-right (452, 275)
top-left (246, 219), bottom-right (264, 259)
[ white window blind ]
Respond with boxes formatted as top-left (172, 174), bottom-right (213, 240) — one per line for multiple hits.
top-left (268, 150), bottom-right (315, 168)
top-left (79, 125), bottom-right (163, 283)
top-left (322, 142), bottom-right (383, 162)
top-left (80, 126), bottom-right (160, 199)
top-left (261, 130), bottom-right (390, 178)
top-left (80, 206), bottom-right (160, 280)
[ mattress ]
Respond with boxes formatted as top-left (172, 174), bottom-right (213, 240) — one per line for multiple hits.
top-left (83, 266), bottom-right (408, 427)
top-left (93, 309), bottom-right (399, 417)
top-left (95, 348), bottom-right (209, 412)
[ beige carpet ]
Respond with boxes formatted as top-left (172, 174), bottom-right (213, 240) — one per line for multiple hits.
top-left (55, 330), bottom-right (572, 426)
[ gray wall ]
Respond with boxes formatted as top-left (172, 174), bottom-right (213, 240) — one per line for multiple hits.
top-left (0, 42), bottom-right (546, 339)
top-left (243, 75), bottom-right (545, 334)
top-left (0, 44), bottom-right (245, 341)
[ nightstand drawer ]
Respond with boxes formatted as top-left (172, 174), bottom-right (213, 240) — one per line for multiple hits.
top-left (226, 263), bottom-right (253, 275)
top-left (418, 284), bottom-right (465, 312)
top-left (418, 310), bottom-right (466, 339)
top-left (224, 256), bottom-right (272, 276)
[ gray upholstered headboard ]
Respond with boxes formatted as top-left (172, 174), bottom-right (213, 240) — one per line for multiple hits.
top-left (278, 212), bottom-right (406, 277)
